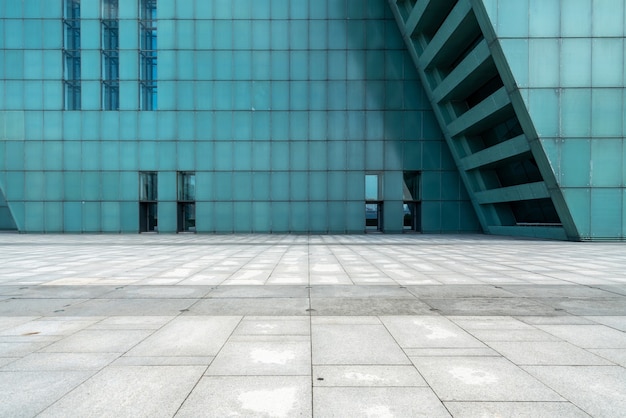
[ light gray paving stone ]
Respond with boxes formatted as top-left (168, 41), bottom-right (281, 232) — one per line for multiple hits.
top-left (313, 387), bottom-right (451, 418)
top-left (2, 285), bottom-right (115, 299)
top-left (310, 285), bottom-right (414, 298)
top-left (380, 316), bottom-right (485, 348)
top-left (468, 328), bottom-right (562, 342)
top-left (516, 315), bottom-right (596, 325)
top-left (423, 297), bottom-right (559, 315)
top-left (207, 285), bottom-right (309, 298)
top-left (38, 366), bottom-right (205, 418)
top-left (404, 347), bottom-right (500, 357)
top-left (410, 357), bottom-right (563, 401)
top-left (1, 352), bottom-right (119, 371)
top-left (88, 315), bottom-right (174, 330)
top-left (588, 348), bottom-right (626, 367)
top-left (55, 298), bottom-right (197, 316)
top-left (450, 316), bottom-right (535, 330)
top-left (0, 299), bottom-right (89, 316)
top-left (207, 339), bottom-right (310, 376)
top-left (534, 324), bottom-right (626, 348)
top-left (311, 316), bottom-right (381, 325)
top-left (0, 357), bottom-right (18, 367)
top-left (127, 316), bottom-right (241, 357)
top-left (41, 329), bottom-right (152, 353)
top-left (176, 376), bottom-right (312, 418)
top-left (112, 356), bottom-right (214, 366)
top-left (443, 401), bottom-right (591, 418)
top-left (312, 324), bottom-right (410, 365)
top-left (311, 297), bottom-right (433, 315)
top-left (407, 285), bottom-right (517, 299)
top-left (313, 365), bottom-right (427, 387)
top-left (187, 298), bottom-right (310, 315)
top-left (536, 298), bottom-right (626, 315)
top-left (0, 319), bottom-right (97, 336)
top-left (0, 316), bottom-right (42, 331)
top-left (0, 341), bottom-right (51, 356)
top-left (487, 341), bottom-right (613, 365)
top-left (500, 285), bottom-right (615, 298)
top-left (585, 315), bottom-right (626, 331)
top-left (523, 365), bottom-right (626, 418)
top-left (100, 285), bottom-right (211, 299)
top-left (234, 317), bottom-right (310, 336)
top-left (0, 371), bottom-right (92, 418)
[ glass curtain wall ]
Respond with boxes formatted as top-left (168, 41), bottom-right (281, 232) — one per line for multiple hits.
top-left (140, 0), bottom-right (157, 110)
top-left (63, 0), bottom-right (81, 110)
top-left (102, 0), bottom-right (119, 110)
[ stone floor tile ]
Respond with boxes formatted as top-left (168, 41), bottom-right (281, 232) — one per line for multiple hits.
top-left (87, 315), bottom-right (174, 330)
top-left (38, 366), bottom-right (204, 418)
top-left (126, 316), bottom-right (241, 357)
top-left (411, 357), bottom-right (563, 401)
top-left (443, 401), bottom-right (591, 417)
top-left (0, 371), bottom-right (92, 417)
top-left (207, 285), bottom-right (309, 298)
top-left (176, 376), bottom-right (312, 418)
top-left (1, 352), bottom-right (119, 371)
top-left (523, 365), bottom-right (626, 418)
top-left (187, 298), bottom-right (310, 316)
top-left (585, 315), bottom-right (626, 331)
top-left (0, 341), bottom-right (56, 357)
top-left (588, 348), bottom-right (626, 367)
top-left (56, 298), bottom-right (197, 316)
top-left (233, 317), bottom-right (310, 336)
top-left (423, 298), bottom-right (559, 316)
top-left (311, 297), bottom-right (432, 315)
top-left (0, 316), bottom-right (40, 331)
top-left (534, 324), bottom-right (626, 348)
top-left (111, 356), bottom-right (214, 366)
top-left (310, 316), bottom-right (381, 325)
top-left (0, 319), bottom-right (97, 336)
top-left (380, 316), bottom-right (485, 348)
top-left (404, 347), bottom-right (499, 357)
top-left (487, 341), bottom-right (613, 365)
top-left (313, 365), bottom-right (427, 387)
top-left (100, 285), bottom-right (211, 299)
top-left (468, 328), bottom-right (562, 342)
top-left (313, 387), bottom-right (451, 418)
top-left (449, 316), bottom-right (535, 330)
top-left (310, 285), bottom-right (415, 298)
top-left (207, 339), bottom-right (310, 376)
top-left (312, 324), bottom-right (410, 365)
top-left (41, 329), bottom-right (152, 353)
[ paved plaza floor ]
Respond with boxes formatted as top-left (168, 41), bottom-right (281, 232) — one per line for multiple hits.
top-left (0, 233), bottom-right (625, 417)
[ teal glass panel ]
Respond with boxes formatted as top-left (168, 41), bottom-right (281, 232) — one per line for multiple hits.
top-left (497, 0), bottom-right (528, 37)
top-left (500, 39), bottom-right (529, 88)
top-left (234, 201), bottom-right (252, 232)
top-left (195, 201), bottom-right (214, 232)
top-left (45, 172), bottom-right (63, 200)
top-left (81, 171), bottom-right (100, 201)
top-left (271, 201), bottom-right (289, 232)
top-left (101, 202), bottom-right (121, 232)
top-left (271, 112), bottom-right (289, 141)
top-left (290, 142), bottom-right (308, 170)
top-left (44, 142), bottom-right (63, 170)
top-left (271, 172), bottom-right (289, 200)
top-left (309, 201), bottom-right (327, 232)
top-left (252, 21), bottom-right (271, 50)
top-left (329, 111), bottom-right (348, 140)
top-left (308, 141), bottom-right (328, 170)
top-left (214, 172), bottom-right (232, 200)
top-left (157, 201), bottom-right (177, 232)
top-left (120, 202), bottom-right (138, 232)
top-left (24, 142), bottom-right (43, 171)
top-left (309, 111), bottom-right (327, 140)
top-left (252, 142), bottom-right (271, 171)
top-left (80, 112), bottom-right (99, 141)
top-left (290, 21), bottom-right (308, 50)
top-left (384, 141), bottom-right (402, 169)
top-left (290, 82), bottom-right (308, 110)
top-left (529, 0), bottom-right (560, 37)
top-left (591, 39), bottom-right (624, 87)
top-left (233, 112), bottom-right (252, 140)
top-left (24, 202), bottom-right (44, 231)
top-left (158, 142), bottom-right (176, 171)
top-left (309, 21), bottom-right (327, 50)
top-left (252, 81), bottom-right (271, 111)
top-left (290, 172), bottom-right (308, 201)
top-left (328, 201), bottom-right (346, 232)
top-left (527, 89), bottom-right (559, 137)
top-left (290, 201), bottom-right (308, 231)
top-left (560, 138), bottom-right (591, 187)
top-left (347, 172), bottom-right (365, 200)
top-left (233, 172), bottom-right (252, 201)
top-left (328, 172), bottom-right (346, 201)
top-left (310, 172), bottom-right (327, 200)
top-left (561, 89), bottom-right (591, 137)
top-left (347, 51), bottom-right (365, 80)
top-left (63, 202), bottom-right (82, 232)
top-left (195, 172), bottom-right (213, 200)
top-left (82, 202), bottom-right (101, 231)
top-left (560, 39), bottom-right (591, 87)
top-left (101, 172), bottom-right (120, 200)
top-left (45, 202), bottom-right (63, 232)
top-left (252, 111), bottom-right (269, 140)
top-left (328, 51), bottom-right (347, 79)
top-left (5, 19), bottom-right (24, 48)
top-left (42, 20), bottom-right (63, 48)
top-left (561, 0), bottom-right (591, 37)
top-left (591, 139), bottom-right (623, 187)
top-left (347, 141), bottom-right (365, 170)
top-left (252, 201), bottom-right (271, 232)
top-left (327, 141), bottom-right (346, 170)
top-left (118, 172), bottom-right (137, 201)
top-left (214, 202), bottom-right (233, 232)
top-left (529, 39), bottom-right (559, 87)
top-left (233, 84), bottom-right (252, 111)
top-left (24, 171), bottom-right (44, 201)
top-left (214, 142), bottom-right (232, 170)
top-left (592, 0), bottom-right (624, 37)
top-left (365, 111), bottom-right (384, 140)
top-left (289, 112), bottom-right (308, 140)
top-left (233, 142), bottom-right (252, 170)
top-left (309, 81), bottom-right (327, 110)
top-left (270, 142), bottom-right (289, 171)
top-left (177, 141), bottom-right (195, 169)
top-left (346, 201), bottom-right (364, 232)
top-left (592, 89), bottom-right (622, 137)
top-left (365, 141), bottom-right (383, 170)
top-left (81, 142), bottom-right (100, 170)
top-left (252, 172), bottom-right (270, 200)
top-left (5, 172), bottom-right (24, 200)
top-left (591, 188), bottom-right (622, 238)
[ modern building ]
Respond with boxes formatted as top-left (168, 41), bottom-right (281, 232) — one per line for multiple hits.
top-left (0, 0), bottom-right (624, 241)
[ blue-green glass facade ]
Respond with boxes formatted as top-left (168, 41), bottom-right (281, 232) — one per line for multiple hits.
top-left (0, 0), bottom-right (480, 234)
top-left (388, 0), bottom-right (626, 241)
